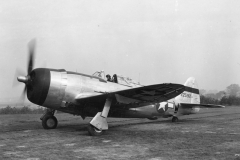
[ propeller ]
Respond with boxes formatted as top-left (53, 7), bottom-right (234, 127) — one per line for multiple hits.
top-left (27, 39), bottom-right (36, 75)
top-left (14, 39), bottom-right (36, 104)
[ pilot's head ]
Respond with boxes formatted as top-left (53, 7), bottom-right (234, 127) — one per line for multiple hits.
top-left (106, 74), bottom-right (111, 79)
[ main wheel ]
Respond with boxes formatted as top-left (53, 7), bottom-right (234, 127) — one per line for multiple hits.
top-left (87, 124), bottom-right (104, 136)
top-left (172, 116), bottom-right (179, 122)
top-left (42, 115), bottom-right (58, 129)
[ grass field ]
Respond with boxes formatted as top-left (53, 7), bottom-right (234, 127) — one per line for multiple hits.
top-left (0, 106), bottom-right (240, 160)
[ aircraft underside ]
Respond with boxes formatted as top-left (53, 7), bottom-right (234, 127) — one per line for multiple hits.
top-left (39, 100), bottom-right (183, 136)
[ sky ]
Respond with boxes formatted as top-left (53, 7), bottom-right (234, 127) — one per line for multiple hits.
top-left (0, 0), bottom-right (240, 102)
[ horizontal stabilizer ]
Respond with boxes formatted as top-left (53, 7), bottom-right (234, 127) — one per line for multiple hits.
top-left (180, 103), bottom-right (225, 108)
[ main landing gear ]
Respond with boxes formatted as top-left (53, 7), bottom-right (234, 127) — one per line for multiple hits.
top-left (88, 98), bottom-right (112, 136)
top-left (172, 102), bottom-right (179, 122)
top-left (87, 124), bottom-right (105, 136)
top-left (40, 109), bottom-right (58, 129)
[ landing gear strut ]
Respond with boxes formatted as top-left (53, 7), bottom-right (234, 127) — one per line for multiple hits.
top-left (88, 98), bottom-right (112, 136)
top-left (40, 109), bottom-right (58, 129)
top-left (172, 102), bottom-right (179, 122)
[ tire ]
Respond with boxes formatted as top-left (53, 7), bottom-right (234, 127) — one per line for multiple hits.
top-left (87, 124), bottom-right (104, 136)
top-left (172, 116), bottom-right (179, 122)
top-left (42, 115), bottom-right (58, 129)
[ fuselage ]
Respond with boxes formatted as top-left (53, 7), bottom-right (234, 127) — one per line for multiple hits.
top-left (27, 68), bottom-right (200, 119)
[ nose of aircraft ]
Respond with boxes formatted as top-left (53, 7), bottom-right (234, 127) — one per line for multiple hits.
top-left (26, 68), bottom-right (51, 105)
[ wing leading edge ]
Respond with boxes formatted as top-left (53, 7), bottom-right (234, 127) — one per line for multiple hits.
top-left (75, 83), bottom-right (185, 104)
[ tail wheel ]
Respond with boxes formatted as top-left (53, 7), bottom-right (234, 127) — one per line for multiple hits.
top-left (87, 124), bottom-right (104, 136)
top-left (42, 115), bottom-right (58, 129)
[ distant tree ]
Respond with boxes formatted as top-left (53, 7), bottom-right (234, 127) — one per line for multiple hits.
top-left (220, 96), bottom-right (229, 105)
top-left (20, 106), bottom-right (31, 114)
top-left (200, 95), bottom-right (220, 105)
top-left (0, 106), bottom-right (45, 114)
top-left (215, 91), bottom-right (226, 100)
top-left (0, 106), bottom-right (12, 114)
top-left (226, 84), bottom-right (240, 96)
top-left (220, 95), bottom-right (240, 106)
top-left (199, 84), bottom-right (240, 106)
top-left (237, 91), bottom-right (240, 97)
top-left (200, 90), bottom-right (225, 99)
top-left (229, 96), bottom-right (240, 105)
top-left (204, 93), bottom-right (217, 99)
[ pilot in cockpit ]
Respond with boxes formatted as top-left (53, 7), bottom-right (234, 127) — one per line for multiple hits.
top-left (106, 74), bottom-right (111, 82)
top-left (112, 74), bottom-right (118, 83)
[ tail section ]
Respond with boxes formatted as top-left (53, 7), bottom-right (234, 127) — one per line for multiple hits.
top-left (175, 77), bottom-right (200, 104)
top-left (172, 77), bottom-right (224, 118)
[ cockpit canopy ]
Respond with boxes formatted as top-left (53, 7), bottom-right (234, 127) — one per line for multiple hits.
top-left (92, 70), bottom-right (105, 79)
top-left (92, 70), bottom-right (142, 87)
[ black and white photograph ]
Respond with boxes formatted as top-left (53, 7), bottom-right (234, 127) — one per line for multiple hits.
top-left (0, 0), bottom-right (240, 159)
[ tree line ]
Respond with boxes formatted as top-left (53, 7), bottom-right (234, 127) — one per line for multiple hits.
top-left (0, 106), bottom-right (45, 114)
top-left (200, 84), bottom-right (240, 106)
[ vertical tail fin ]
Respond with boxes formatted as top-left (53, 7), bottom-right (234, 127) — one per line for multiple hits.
top-left (175, 77), bottom-right (200, 104)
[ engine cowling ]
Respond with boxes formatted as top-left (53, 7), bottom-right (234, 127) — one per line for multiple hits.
top-left (26, 68), bottom-right (69, 110)
top-left (27, 68), bottom-right (51, 105)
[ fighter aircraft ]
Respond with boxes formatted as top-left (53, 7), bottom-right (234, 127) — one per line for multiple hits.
top-left (14, 40), bottom-right (224, 136)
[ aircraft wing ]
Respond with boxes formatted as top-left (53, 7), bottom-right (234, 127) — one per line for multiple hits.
top-left (75, 83), bottom-right (185, 104)
top-left (179, 103), bottom-right (225, 108)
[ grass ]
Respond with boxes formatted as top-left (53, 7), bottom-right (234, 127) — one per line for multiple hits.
top-left (0, 106), bottom-right (240, 160)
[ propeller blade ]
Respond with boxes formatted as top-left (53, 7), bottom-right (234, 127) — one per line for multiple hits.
top-left (27, 39), bottom-right (36, 74)
top-left (12, 68), bottom-right (26, 87)
top-left (19, 86), bottom-right (27, 105)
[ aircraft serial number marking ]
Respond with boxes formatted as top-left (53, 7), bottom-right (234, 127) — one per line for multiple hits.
top-left (181, 93), bottom-right (192, 98)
